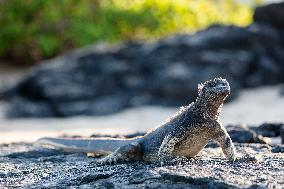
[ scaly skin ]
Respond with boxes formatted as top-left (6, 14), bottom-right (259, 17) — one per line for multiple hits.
top-left (37, 78), bottom-right (236, 165)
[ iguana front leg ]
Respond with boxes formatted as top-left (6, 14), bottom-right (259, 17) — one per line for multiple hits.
top-left (158, 131), bottom-right (188, 165)
top-left (214, 124), bottom-right (236, 161)
top-left (92, 142), bottom-right (142, 165)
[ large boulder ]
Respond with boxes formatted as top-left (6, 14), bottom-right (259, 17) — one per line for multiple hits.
top-left (254, 2), bottom-right (284, 29)
top-left (3, 24), bottom-right (284, 118)
top-left (226, 125), bottom-right (268, 144)
top-left (254, 2), bottom-right (284, 47)
top-left (251, 122), bottom-right (284, 138)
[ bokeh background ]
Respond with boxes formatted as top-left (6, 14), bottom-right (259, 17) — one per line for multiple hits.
top-left (0, 0), bottom-right (284, 143)
top-left (0, 0), bottom-right (253, 65)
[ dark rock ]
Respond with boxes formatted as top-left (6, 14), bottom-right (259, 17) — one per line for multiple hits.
top-left (1, 143), bottom-right (283, 188)
top-left (253, 2), bottom-right (284, 48)
top-left (281, 126), bottom-right (284, 144)
top-left (89, 133), bottom-right (124, 138)
top-left (252, 122), bottom-right (284, 137)
top-left (6, 97), bottom-right (55, 118)
top-left (246, 54), bottom-right (281, 87)
top-left (279, 29), bottom-right (284, 48)
top-left (124, 132), bottom-right (146, 139)
top-left (226, 125), bottom-right (267, 144)
top-left (69, 173), bottom-right (113, 186)
top-left (128, 170), bottom-right (160, 184)
top-left (3, 23), bottom-right (284, 118)
top-left (271, 145), bottom-right (284, 153)
top-left (236, 153), bottom-right (259, 164)
top-left (207, 181), bottom-right (239, 189)
top-left (55, 94), bottom-right (130, 117)
top-left (159, 172), bottom-right (211, 185)
top-left (5, 149), bottom-right (73, 159)
top-left (253, 2), bottom-right (284, 29)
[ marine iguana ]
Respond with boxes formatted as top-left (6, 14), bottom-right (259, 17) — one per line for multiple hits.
top-left (37, 77), bottom-right (236, 164)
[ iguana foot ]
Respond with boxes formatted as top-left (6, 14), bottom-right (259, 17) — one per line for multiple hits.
top-left (90, 142), bottom-right (142, 166)
top-left (93, 154), bottom-right (119, 165)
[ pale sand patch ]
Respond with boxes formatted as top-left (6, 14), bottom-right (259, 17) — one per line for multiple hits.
top-left (222, 85), bottom-right (284, 125)
top-left (0, 85), bottom-right (283, 143)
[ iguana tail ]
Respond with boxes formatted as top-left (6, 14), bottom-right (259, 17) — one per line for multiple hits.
top-left (36, 137), bottom-right (139, 154)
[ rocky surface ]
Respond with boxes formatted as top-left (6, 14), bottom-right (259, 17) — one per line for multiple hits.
top-left (0, 142), bottom-right (283, 188)
top-left (1, 123), bottom-right (284, 188)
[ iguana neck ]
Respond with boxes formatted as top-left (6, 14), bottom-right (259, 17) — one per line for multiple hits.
top-left (192, 95), bottom-right (224, 120)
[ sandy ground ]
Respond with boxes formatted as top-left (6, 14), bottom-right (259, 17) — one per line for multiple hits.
top-left (0, 85), bottom-right (284, 144)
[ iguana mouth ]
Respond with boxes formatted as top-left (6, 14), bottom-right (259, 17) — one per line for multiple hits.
top-left (213, 86), bottom-right (230, 96)
top-left (213, 86), bottom-right (230, 90)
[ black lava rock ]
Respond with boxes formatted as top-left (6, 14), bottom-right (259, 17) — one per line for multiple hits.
top-left (1, 143), bottom-right (283, 188)
top-left (281, 126), bottom-right (284, 144)
top-left (253, 2), bottom-right (284, 47)
top-left (252, 122), bottom-right (284, 137)
top-left (226, 125), bottom-right (267, 144)
top-left (3, 23), bottom-right (284, 118)
top-left (254, 2), bottom-right (284, 29)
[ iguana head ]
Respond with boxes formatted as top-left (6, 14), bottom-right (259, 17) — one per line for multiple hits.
top-left (198, 77), bottom-right (230, 101)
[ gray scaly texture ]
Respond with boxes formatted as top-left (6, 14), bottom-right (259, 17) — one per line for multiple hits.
top-left (37, 77), bottom-right (236, 165)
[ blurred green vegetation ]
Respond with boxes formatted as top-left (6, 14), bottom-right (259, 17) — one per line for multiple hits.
top-left (0, 0), bottom-right (253, 65)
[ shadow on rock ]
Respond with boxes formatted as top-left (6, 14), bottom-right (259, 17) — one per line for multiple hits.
top-left (5, 149), bottom-right (76, 159)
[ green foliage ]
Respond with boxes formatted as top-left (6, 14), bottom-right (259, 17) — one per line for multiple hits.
top-left (0, 0), bottom-right (253, 65)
